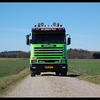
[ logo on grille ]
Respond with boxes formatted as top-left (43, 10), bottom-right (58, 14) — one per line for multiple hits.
top-left (42, 45), bottom-right (56, 47)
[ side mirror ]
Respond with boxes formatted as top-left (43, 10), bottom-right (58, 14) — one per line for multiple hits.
top-left (66, 34), bottom-right (71, 45)
top-left (26, 35), bottom-right (29, 45)
top-left (67, 37), bottom-right (71, 45)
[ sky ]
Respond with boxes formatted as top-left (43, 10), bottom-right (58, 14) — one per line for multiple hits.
top-left (0, 2), bottom-right (100, 52)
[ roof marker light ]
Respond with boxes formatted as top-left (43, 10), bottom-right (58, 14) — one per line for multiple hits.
top-left (57, 23), bottom-right (59, 27)
top-left (53, 22), bottom-right (56, 26)
top-left (60, 25), bottom-right (62, 27)
top-left (38, 23), bottom-right (40, 27)
top-left (41, 22), bottom-right (44, 26)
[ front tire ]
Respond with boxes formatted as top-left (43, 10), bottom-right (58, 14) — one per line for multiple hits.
top-left (30, 71), bottom-right (35, 77)
top-left (56, 72), bottom-right (59, 76)
top-left (61, 72), bottom-right (67, 76)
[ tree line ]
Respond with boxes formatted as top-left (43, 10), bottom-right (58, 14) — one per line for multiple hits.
top-left (67, 48), bottom-right (100, 59)
top-left (0, 49), bottom-right (100, 59)
top-left (0, 51), bottom-right (30, 58)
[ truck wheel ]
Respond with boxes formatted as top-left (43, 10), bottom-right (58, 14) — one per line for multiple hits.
top-left (61, 72), bottom-right (67, 76)
top-left (30, 71), bottom-right (35, 77)
top-left (56, 72), bottom-right (59, 76)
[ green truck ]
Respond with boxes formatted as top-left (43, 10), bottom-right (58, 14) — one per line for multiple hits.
top-left (26, 22), bottom-right (71, 77)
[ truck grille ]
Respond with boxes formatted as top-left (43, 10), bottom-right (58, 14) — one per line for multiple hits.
top-left (34, 47), bottom-right (64, 59)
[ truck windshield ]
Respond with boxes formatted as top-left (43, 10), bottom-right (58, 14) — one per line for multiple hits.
top-left (32, 34), bottom-right (65, 44)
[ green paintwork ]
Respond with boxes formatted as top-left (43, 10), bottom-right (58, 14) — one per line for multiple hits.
top-left (30, 43), bottom-right (67, 65)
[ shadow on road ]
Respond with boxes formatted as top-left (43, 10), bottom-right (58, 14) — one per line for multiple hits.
top-left (41, 74), bottom-right (56, 76)
top-left (67, 74), bottom-right (80, 77)
top-left (41, 73), bottom-right (80, 77)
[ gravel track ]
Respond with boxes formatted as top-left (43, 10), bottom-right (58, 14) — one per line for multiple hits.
top-left (5, 72), bottom-right (100, 97)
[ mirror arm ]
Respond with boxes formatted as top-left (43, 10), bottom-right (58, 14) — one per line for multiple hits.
top-left (66, 34), bottom-right (70, 37)
top-left (28, 33), bottom-right (31, 36)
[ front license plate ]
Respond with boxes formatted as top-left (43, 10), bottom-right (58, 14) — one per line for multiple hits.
top-left (45, 66), bottom-right (53, 69)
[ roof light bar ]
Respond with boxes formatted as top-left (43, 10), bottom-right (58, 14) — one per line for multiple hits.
top-left (35, 22), bottom-right (61, 27)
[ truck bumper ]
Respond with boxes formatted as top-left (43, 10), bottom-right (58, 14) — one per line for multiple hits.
top-left (30, 64), bottom-right (68, 74)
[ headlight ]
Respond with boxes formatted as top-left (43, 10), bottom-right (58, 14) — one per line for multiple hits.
top-left (62, 66), bottom-right (66, 69)
top-left (31, 60), bottom-right (37, 63)
top-left (61, 60), bottom-right (66, 63)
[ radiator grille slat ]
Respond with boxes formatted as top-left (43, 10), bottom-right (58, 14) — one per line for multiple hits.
top-left (34, 46), bottom-right (64, 59)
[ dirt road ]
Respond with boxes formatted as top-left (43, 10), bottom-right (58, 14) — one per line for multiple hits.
top-left (6, 72), bottom-right (100, 97)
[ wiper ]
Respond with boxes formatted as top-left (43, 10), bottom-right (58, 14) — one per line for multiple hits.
top-left (40, 41), bottom-right (51, 44)
top-left (47, 42), bottom-right (51, 45)
top-left (49, 40), bottom-right (56, 44)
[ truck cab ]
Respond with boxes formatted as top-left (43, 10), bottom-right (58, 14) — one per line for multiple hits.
top-left (26, 22), bottom-right (71, 77)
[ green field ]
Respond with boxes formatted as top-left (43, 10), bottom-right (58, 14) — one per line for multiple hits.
top-left (0, 58), bottom-right (100, 96)
top-left (0, 58), bottom-right (30, 96)
top-left (0, 58), bottom-right (29, 78)
top-left (68, 59), bottom-right (100, 84)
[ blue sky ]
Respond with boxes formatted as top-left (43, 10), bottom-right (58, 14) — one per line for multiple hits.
top-left (0, 2), bottom-right (100, 52)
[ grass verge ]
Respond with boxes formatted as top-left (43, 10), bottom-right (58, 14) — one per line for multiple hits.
top-left (0, 67), bottom-right (29, 97)
top-left (0, 58), bottom-right (30, 97)
top-left (68, 59), bottom-right (100, 85)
